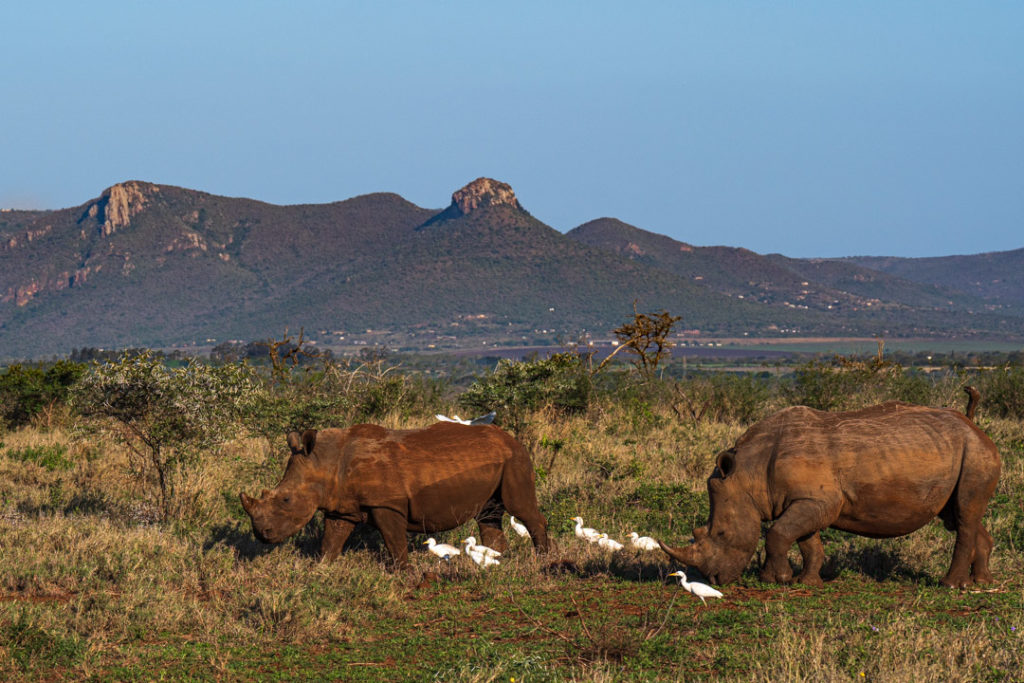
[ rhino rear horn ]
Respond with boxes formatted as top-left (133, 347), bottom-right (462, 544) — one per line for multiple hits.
top-left (286, 430), bottom-right (318, 455)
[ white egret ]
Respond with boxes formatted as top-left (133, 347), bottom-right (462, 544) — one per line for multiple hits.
top-left (435, 414), bottom-right (472, 425)
top-left (465, 546), bottom-right (501, 568)
top-left (509, 516), bottom-right (530, 538)
top-left (571, 516), bottom-right (601, 542)
top-left (462, 536), bottom-right (501, 559)
top-left (596, 533), bottom-right (624, 551)
top-left (423, 538), bottom-right (461, 560)
top-left (628, 532), bottom-right (660, 551)
top-left (435, 412), bottom-right (497, 425)
top-left (668, 570), bottom-right (723, 605)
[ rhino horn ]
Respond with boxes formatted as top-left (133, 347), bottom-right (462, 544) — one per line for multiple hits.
top-left (658, 539), bottom-right (696, 566)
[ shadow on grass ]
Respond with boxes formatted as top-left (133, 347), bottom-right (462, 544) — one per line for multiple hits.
top-left (204, 514), bottom-right (394, 563)
top-left (542, 550), bottom-right (673, 583)
top-left (538, 540), bottom-right (937, 589)
top-left (823, 545), bottom-right (937, 585)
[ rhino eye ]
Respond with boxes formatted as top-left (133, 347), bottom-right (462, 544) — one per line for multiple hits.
top-left (282, 496), bottom-right (291, 504)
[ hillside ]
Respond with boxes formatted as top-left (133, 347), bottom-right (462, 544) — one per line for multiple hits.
top-left (0, 179), bottom-right (808, 358)
top-left (843, 249), bottom-right (1024, 308)
top-left (2, 180), bottom-right (1022, 359)
top-left (568, 217), bottom-right (1024, 336)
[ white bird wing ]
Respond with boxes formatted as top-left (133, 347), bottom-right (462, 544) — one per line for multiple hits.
top-left (476, 544), bottom-right (501, 558)
top-left (435, 414), bottom-right (472, 425)
top-left (634, 536), bottom-right (660, 551)
top-left (470, 411), bottom-right (497, 425)
top-left (432, 543), bottom-right (461, 557)
top-left (467, 548), bottom-right (500, 567)
top-left (509, 518), bottom-right (530, 537)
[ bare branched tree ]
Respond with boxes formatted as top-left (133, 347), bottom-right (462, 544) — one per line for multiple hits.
top-left (603, 301), bottom-right (682, 378)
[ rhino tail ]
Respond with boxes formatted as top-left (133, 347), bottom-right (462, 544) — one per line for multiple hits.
top-left (963, 386), bottom-right (981, 421)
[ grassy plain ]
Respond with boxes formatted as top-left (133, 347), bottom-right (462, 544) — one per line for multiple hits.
top-left (1, 381), bottom-right (1023, 681)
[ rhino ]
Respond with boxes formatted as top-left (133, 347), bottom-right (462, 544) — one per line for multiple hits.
top-left (240, 422), bottom-right (551, 567)
top-left (659, 398), bottom-right (1000, 588)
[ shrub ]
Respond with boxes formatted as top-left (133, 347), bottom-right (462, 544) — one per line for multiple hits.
top-left (786, 355), bottom-right (934, 411)
top-left (73, 351), bottom-right (255, 520)
top-left (242, 357), bottom-right (446, 450)
top-left (976, 366), bottom-right (1024, 419)
top-left (458, 353), bottom-right (591, 433)
top-left (0, 360), bottom-right (86, 429)
top-left (671, 373), bottom-right (773, 424)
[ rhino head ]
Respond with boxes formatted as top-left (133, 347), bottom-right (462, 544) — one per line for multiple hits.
top-left (239, 430), bottom-right (322, 544)
top-left (659, 448), bottom-right (762, 585)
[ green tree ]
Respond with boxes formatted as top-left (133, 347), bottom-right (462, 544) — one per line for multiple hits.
top-left (0, 360), bottom-right (86, 429)
top-left (459, 353), bottom-right (591, 434)
top-left (74, 351), bottom-right (255, 520)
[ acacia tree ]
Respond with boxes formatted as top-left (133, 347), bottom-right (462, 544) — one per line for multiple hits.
top-left (602, 301), bottom-right (682, 378)
top-left (74, 351), bottom-right (255, 520)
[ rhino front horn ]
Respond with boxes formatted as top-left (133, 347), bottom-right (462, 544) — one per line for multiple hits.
top-left (658, 539), bottom-right (695, 565)
top-left (240, 492), bottom-right (255, 515)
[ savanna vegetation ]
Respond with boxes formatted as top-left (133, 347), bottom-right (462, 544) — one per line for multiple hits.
top-left (1, 339), bottom-right (1023, 681)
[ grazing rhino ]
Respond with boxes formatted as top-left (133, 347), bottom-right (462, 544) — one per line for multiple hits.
top-left (240, 422), bottom-right (551, 567)
top-left (659, 397), bottom-right (1000, 588)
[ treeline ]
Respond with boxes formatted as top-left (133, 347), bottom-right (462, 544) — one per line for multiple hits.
top-left (2, 347), bottom-right (1023, 524)
top-left (5, 347), bottom-right (1024, 436)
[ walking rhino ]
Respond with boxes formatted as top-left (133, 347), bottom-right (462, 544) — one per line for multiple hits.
top-left (240, 422), bottom-right (551, 567)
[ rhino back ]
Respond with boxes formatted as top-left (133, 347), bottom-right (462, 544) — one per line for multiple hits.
top-left (317, 423), bottom-right (518, 528)
top-left (752, 402), bottom-right (990, 535)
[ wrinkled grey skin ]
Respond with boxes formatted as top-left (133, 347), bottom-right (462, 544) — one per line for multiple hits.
top-left (660, 399), bottom-right (1000, 588)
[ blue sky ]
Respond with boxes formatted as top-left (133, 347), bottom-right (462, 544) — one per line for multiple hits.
top-left (2, 2), bottom-right (1021, 258)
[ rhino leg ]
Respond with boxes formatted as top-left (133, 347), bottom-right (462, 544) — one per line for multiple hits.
top-left (500, 457), bottom-right (551, 553)
top-left (475, 498), bottom-right (510, 553)
top-left (940, 474), bottom-right (998, 587)
top-left (762, 500), bottom-right (837, 585)
top-left (321, 516), bottom-right (356, 562)
top-left (369, 507), bottom-right (411, 569)
top-left (971, 524), bottom-right (994, 584)
top-left (795, 531), bottom-right (825, 587)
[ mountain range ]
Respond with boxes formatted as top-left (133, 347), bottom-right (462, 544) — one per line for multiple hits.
top-left (1, 178), bottom-right (1022, 359)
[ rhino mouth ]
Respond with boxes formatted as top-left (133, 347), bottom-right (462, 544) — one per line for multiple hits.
top-left (252, 526), bottom-right (284, 544)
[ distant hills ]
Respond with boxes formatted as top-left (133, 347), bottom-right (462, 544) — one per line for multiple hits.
top-left (1, 178), bottom-right (1022, 359)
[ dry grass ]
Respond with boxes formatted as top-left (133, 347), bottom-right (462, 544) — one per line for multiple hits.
top-left (1, 397), bottom-right (1023, 680)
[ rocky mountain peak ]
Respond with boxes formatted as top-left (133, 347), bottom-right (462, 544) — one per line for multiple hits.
top-left (85, 181), bottom-right (158, 236)
top-left (450, 178), bottom-right (522, 215)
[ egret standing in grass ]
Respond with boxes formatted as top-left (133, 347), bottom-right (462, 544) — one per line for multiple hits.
top-left (628, 532), bottom-right (660, 551)
top-left (668, 570), bottom-right (723, 605)
top-left (571, 516), bottom-right (600, 542)
top-left (463, 538), bottom-right (501, 567)
top-left (424, 538), bottom-right (461, 560)
top-left (509, 516), bottom-right (530, 538)
top-left (596, 533), bottom-right (624, 551)
top-left (462, 536), bottom-right (501, 559)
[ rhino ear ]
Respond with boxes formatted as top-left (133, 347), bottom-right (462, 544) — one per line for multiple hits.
top-left (286, 431), bottom-right (304, 454)
top-left (715, 449), bottom-right (736, 478)
top-left (301, 429), bottom-right (317, 455)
